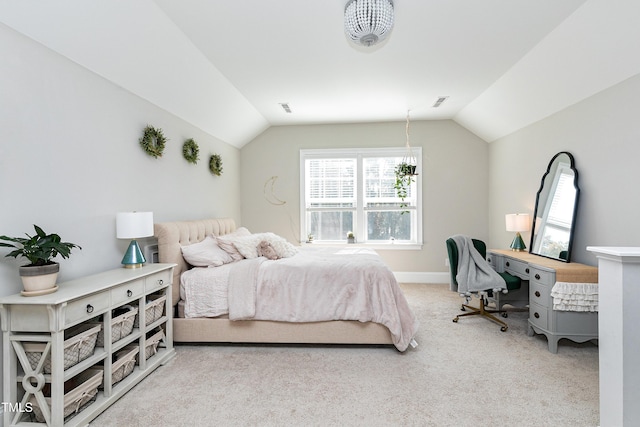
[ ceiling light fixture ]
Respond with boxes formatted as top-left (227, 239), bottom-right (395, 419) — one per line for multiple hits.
top-left (344, 0), bottom-right (394, 47)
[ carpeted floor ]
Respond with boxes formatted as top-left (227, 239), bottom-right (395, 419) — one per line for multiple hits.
top-left (89, 283), bottom-right (599, 427)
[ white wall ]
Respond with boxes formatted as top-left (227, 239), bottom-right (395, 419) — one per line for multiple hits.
top-left (240, 120), bottom-right (490, 274)
top-left (0, 24), bottom-right (241, 293)
top-left (488, 73), bottom-right (640, 265)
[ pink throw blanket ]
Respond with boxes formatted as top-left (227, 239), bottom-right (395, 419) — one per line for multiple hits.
top-left (228, 247), bottom-right (418, 351)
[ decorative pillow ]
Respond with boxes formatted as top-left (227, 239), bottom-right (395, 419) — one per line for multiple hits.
top-left (268, 234), bottom-right (298, 259)
top-left (181, 235), bottom-right (233, 267)
top-left (257, 241), bottom-right (279, 260)
top-left (231, 232), bottom-right (298, 259)
top-left (215, 227), bottom-right (251, 261)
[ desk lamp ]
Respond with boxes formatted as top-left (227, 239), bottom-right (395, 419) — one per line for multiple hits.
top-left (116, 212), bottom-right (153, 268)
top-left (506, 213), bottom-right (530, 252)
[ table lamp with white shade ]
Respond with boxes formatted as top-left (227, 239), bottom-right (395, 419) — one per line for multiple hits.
top-left (116, 212), bottom-right (153, 268)
top-left (505, 213), bottom-right (530, 252)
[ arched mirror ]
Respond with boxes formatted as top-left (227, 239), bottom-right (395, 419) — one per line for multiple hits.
top-left (529, 152), bottom-right (580, 262)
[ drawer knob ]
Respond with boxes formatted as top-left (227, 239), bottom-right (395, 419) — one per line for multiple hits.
top-left (506, 261), bottom-right (510, 267)
top-left (535, 274), bottom-right (541, 280)
top-left (127, 290), bottom-right (133, 297)
top-left (534, 312), bottom-right (540, 319)
top-left (86, 304), bottom-right (94, 314)
top-left (525, 268), bottom-right (529, 274)
top-left (158, 279), bottom-right (164, 285)
top-left (535, 291), bottom-right (541, 297)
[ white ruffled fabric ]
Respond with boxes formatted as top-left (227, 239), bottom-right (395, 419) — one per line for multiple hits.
top-left (550, 282), bottom-right (599, 312)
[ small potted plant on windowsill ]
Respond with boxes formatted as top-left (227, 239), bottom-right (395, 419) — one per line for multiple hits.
top-left (347, 231), bottom-right (356, 244)
top-left (0, 225), bottom-right (81, 296)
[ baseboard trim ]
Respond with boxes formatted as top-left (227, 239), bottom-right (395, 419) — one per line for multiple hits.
top-left (394, 272), bottom-right (449, 284)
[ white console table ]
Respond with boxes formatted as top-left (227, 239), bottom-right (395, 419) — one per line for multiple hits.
top-left (488, 250), bottom-right (598, 353)
top-left (0, 263), bottom-right (176, 426)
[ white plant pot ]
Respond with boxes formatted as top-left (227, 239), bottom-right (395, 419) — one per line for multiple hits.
top-left (19, 263), bottom-right (59, 293)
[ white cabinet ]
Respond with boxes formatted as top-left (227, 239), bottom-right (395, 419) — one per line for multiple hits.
top-left (489, 250), bottom-right (598, 353)
top-left (0, 264), bottom-right (176, 426)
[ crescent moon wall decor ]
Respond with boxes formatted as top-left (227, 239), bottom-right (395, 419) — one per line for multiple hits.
top-left (263, 176), bottom-right (286, 206)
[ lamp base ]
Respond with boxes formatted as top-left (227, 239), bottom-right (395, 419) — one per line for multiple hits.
top-left (510, 232), bottom-right (527, 252)
top-left (121, 240), bottom-right (147, 268)
top-left (123, 263), bottom-right (144, 269)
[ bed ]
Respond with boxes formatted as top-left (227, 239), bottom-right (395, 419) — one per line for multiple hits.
top-left (154, 218), bottom-right (418, 351)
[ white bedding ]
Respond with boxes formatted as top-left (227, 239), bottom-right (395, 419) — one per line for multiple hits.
top-left (180, 262), bottom-right (234, 317)
top-left (180, 247), bottom-right (418, 351)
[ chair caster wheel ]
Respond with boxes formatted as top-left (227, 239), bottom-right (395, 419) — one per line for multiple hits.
top-left (453, 317), bottom-right (459, 323)
top-left (460, 305), bottom-right (465, 311)
top-left (501, 312), bottom-right (508, 318)
top-left (500, 326), bottom-right (508, 332)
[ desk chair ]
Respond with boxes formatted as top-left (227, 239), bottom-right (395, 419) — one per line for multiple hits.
top-left (446, 237), bottom-right (522, 332)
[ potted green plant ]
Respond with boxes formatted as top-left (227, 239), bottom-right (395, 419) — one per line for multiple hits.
top-left (347, 231), bottom-right (355, 244)
top-left (394, 162), bottom-right (417, 213)
top-left (0, 225), bottom-right (81, 295)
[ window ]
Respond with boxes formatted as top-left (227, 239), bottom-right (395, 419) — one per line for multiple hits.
top-left (300, 148), bottom-right (422, 247)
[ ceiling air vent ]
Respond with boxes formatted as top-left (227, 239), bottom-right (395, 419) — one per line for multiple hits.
top-left (279, 103), bottom-right (292, 113)
top-left (432, 96), bottom-right (449, 108)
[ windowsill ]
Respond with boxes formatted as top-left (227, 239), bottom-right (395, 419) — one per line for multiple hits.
top-left (302, 241), bottom-right (423, 250)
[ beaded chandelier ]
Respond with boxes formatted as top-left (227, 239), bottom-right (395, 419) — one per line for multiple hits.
top-left (344, 0), bottom-right (394, 47)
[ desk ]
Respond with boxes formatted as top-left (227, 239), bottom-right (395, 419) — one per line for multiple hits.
top-left (488, 250), bottom-right (598, 353)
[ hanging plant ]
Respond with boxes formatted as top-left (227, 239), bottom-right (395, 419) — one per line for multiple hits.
top-left (401, 110), bottom-right (418, 175)
top-left (182, 138), bottom-right (200, 164)
top-left (209, 154), bottom-right (223, 176)
top-left (394, 110), bottom-right (418, 214)
top-left (394, 163), bottom-right (416, 214)
top-left (139, 125), bottom-right (167, 158)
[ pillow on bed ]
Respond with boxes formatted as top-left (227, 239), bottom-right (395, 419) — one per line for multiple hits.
top-left (181, 235), bottom-right (233, 267)
top-left (232, 232), bottom-right (298, 259)
top-left (215, 227), bottom-right (251, 261)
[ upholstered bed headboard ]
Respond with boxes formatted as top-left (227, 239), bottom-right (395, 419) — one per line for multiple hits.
top-left (154, 218), bottom-right (237, 305)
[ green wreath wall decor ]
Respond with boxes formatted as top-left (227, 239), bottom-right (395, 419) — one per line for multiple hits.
top-left (209, 154), bottom-right (223, 176)
top-left (182, 138), bottom-right (200, 164)
top-left (139, 125), bottom-right (167, 158)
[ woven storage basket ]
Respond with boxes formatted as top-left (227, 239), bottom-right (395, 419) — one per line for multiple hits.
top-left (143, 330), bottom-right (164, 361)
top-left (134, 294), bottom-right (166, 328)
top-left (23, 324), bottom-right (102, 373)
top-left (95, 306), bottom-right (138, 346)
top-left (111, 346), bottom-right (138, 384)
top-left (29, 368), bottom-right (103, 422)
top-left (96, 346), bottom-right (139, 387)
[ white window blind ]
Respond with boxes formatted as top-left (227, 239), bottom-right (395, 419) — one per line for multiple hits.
top-left (306, 158), bottom-right (356, 208)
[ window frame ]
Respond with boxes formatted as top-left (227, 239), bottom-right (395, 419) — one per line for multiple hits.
top-left (300, 147), bottom-right (423, 249)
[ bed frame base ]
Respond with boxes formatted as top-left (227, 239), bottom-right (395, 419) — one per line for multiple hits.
top-left (173, 318), bottom-right (394, 345)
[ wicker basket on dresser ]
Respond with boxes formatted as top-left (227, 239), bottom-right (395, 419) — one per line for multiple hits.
top-left (0, 263), bottom-right (176, 426)
top-left (488, 250), bottom-right (598, 353)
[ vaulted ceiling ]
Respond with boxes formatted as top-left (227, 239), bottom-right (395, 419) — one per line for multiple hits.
top-left (2, 1), bottom-right (639, 148)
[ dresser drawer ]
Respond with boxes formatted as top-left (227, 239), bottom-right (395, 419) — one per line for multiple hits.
top-left (530, 281), bottom-right (550, 308)
top-left (487, 254), bottom-right (496, 269)
top-left (530, 268), bottom-right (554, 286)
top-left (111, 279), bottom-right (144, 306)
top-left (529, 302), bottom-right (548, 330)
top-left (145, 270), bottom-right (171, 292)
top-left (504, 258), bottom-right (530, 279)
top-left (65, 293), bottom-right (110, 327)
